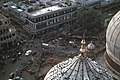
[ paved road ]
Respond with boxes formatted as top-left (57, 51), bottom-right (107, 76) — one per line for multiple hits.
top-left (0, 42), bottom-right (42, 80)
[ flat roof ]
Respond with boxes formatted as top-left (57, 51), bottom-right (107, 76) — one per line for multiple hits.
top-left (11, 6), bottom-right (16, 9)
top-left (29, 5), bottom-right (62, 16)
top-left (17, 9), bottom-right (23, 12)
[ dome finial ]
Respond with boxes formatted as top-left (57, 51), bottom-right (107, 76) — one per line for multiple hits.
top-left (81, 32), bottom-right (86, 44)
top-left (81, 39), bottom-right (86, 45)
top-left (80, 33), bottom-right (86, 57)
top-left (87, 41), bottom-right (95, 50)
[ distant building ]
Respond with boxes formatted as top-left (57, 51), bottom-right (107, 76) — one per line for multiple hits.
top-left (2, 1), bottom-right (78, 39)
top-left (0, 13), bottom-right (18, 50)
top-left (73, 0), bottom-right (114, 7)
top-left (100, 0), bottom-right (113, 6)
top-left (76, 0), bottom-right (100, 7)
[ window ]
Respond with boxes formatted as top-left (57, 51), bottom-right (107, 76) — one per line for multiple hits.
top-left (59, 11), bottom-right (63, 15)
top-left (68, 9), bottom-right (71, 13)
top-left (57, 13), bottom-right (59, 16)
top-left (5, 21), bottom-right (7, 24)
top-left (0, 30), bottom-right (1, 34)
top-left (1, 43), bottom-right (4, 47)
top-left (46, 15), bottom-right (48, 19)
top-left (48, 19), bottom-right (54, 25)
top-left (6, 36), bottom-right (8, 39)
top-left (65, 10), bottom-right (67, 13)
top-left (59, 17), bottom-right (64, 21)
top-left (9, 35), bottom-right (12, 38)
top-left (64, 10), bottom-right (67, 14)
top-left (0, 21), bottom-right (2, 25)
top-left (57, 18), bottom-right (59, 22)
top-left (1, 38), bottom-right (3, 41)
top-left (4, 36), bottom-right (6, 40)
top-left (54, 13), bottom-right (56, 17)
top-left (50, 15), bottom-right (52, 18)
top-left (54, 19), bottom-right (56, 23)
top-left (43, 16), bottom-right (45, 20)
top-left (38, 18), bottom-right (40, 21)
top-left (36, 18), bottom-right (39, 22)
top-left (40, 17), bottom-right (42, 21)
top-left (67, 15), bottom-right (70, 19)
top-left (41, 17), bottom-right (43, 20)
top-left (3, 29), bottom-right (6, 33)
top-left (45, 16), bottom-right (47, 20)
top-left (12, 33), bottom-right (15, 36)
top-left (55, 18), bottom-right (58, 23)
top-left (56, 13), bottom-right (58, 16)
top-left (32, 19), bottom-right (34, 22)
top-left (36, 22), bottom-right (47, 29)
top-left (6, 28), bottom-right (9, 32)
top-left (51, 14), bottom-right (54, 18)
top-left (72, 8), bottom-right (76, 11)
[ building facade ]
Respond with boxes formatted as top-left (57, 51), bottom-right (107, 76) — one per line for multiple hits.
top-left (2, 1), bottom-right (78, 39)
top-left (25, 5), bottom-right (77, 38)
top-left (0, 13), bottom-right (18, 50)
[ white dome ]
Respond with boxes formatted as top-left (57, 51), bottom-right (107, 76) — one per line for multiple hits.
top-left (106, 11), bottom-right (120, 63)
top-left (106, 11), bottom-right (120, 79)
top-left (87, 41), bottom-right (95, 50)
top-left (44, 55), bottom-right (112, 80)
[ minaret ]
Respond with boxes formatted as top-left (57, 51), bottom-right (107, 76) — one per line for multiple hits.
top-left (79, 32), bottom-right (87, 58)
top-left (79, 39), bottom-right (86, 57)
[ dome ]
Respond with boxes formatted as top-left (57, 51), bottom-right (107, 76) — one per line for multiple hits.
top-left (106, 11), bottom-right (120, 79)
top-left (44, 55), bottom-right (112, 80)
top-left (87, 41), bottom-right (95, 50)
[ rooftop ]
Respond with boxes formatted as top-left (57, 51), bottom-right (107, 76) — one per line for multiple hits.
top-left (3, 0), bottom-right (75, 17)
top-left (29, 5), bottom-right (62, 16)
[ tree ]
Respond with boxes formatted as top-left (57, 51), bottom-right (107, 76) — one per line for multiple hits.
top-left (78, 8), bottom-right (104, 36)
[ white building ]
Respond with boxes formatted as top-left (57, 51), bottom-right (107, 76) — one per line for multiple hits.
top-left (2, 0), bottom-right (78, 39)
top-left (105, 10), bottom-right (120, 80)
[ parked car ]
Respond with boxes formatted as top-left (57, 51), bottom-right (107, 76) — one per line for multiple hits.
top-left (25, 50), bottom-right (32, 56)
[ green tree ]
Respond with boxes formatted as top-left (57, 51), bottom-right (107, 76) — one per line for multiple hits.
top-left (78, 8), bottom-right (104, 36)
